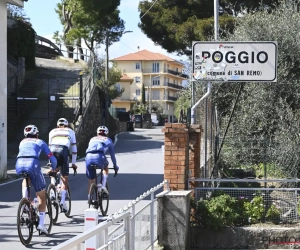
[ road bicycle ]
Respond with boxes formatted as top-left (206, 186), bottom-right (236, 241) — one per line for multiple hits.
top-left (17, 172), bottom-right (52, 245)
top-left (47, 166), bottom-right (77, 224)
top-left (88, 166), bottom-right (117, 216)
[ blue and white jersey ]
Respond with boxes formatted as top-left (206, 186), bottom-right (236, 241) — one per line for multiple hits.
top-left (85, 135), bottom-right (117, 166)
top-left (17, 138), bottom-right (57, 170)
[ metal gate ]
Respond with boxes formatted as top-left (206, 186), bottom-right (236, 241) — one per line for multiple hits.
top-left (15, 75), bottom-right (82, 124)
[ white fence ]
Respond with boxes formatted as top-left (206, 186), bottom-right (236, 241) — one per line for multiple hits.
top-left (51, 180), bottom-right (169, 250)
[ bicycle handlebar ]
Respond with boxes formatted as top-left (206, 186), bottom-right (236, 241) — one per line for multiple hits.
top-left (47, 163), bottom-right (77, 176)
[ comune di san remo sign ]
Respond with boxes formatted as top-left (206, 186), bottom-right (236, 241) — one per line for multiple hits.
top-left (192, 41), bottom-right (278, 82)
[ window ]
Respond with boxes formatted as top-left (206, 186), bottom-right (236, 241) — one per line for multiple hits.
top-left (152, 90), bottom-right (160, 100)
top-left (115, 84), bottom-right (121, 92)
top-left (136, 89), bottom-right (141, 96)
top-left (153, 80), bottom-right (160, 86)
top-left (136, 63), bottom-right (141, 70)
top-left (152, 63), bottom-right (159, 73)
top-left (135, 76), bottom-right (141, 83)
top-left (116, 108), bottom-right (126, 112)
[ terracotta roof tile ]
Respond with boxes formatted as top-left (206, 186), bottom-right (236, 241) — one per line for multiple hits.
top-left (112, 49), bottom-right (182, 64)
top-left (120, 74), bottom-right (134, 81)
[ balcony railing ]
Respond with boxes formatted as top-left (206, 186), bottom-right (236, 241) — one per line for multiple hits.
top-left (166, 69), bottom-right (188, 78)
top-left (142, 68), bottom-right (188, 78)
top-left (168, 96), bottom-right (178, 101)
top-left (164, 82), bottom-right (183, 90)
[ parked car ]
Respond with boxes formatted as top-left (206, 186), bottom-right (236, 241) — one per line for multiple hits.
top-left (132, 114), bottom-right (143, 123)
top-left (151, 114), bottom-right (159, 126)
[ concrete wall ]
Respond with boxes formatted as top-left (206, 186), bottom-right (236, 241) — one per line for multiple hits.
top-left (0, 0), bottom-right (8, 178)
top-left (190, 226), bottom-right (300, 249)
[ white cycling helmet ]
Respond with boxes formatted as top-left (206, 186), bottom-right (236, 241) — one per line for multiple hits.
top-left (97, 126), bottom-right (109, 135)
top-left (24, 125), bottom-right (39, 137)
top-left (57, 118), bottom-right (68, 127)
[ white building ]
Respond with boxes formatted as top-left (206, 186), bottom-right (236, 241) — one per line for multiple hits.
top-left (0, 0), bottom-right (26, 178)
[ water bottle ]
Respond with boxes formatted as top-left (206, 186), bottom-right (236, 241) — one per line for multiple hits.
top-left (97, 183), bottom-right (102, 192)
top-left (33, 198), bottom-right (39, 210)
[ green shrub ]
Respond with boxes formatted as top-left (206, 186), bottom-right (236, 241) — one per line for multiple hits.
top-left (243, 195), bottom-right (264, 224)
top-left (266, 204), bottom-right (281, 224)
top-left (191, 194), bottom-right (279, 230)
top-left (192, 194), bottom-right (241, 230)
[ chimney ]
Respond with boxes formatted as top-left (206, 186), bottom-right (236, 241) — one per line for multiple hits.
top-left (137, 46), bottom-right (140, 51)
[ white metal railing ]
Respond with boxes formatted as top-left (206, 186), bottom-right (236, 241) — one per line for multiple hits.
top-left (51, 212), bottom-right (130, 250)
top-left (51, 180), bottom-right (170, 250)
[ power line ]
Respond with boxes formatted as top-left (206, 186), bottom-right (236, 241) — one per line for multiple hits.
top-left (140, 0), bottom-right (159, 19)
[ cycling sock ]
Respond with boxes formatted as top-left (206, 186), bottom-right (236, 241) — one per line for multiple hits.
top-left (88, 194), bottom-right (90, 200)
top-left (39, 212), bottom-right (45, 226)
top-left (22, 187), bottom-right (28, 198)
top-left (102, 174), bottom-right (108, 187)
top-left (61, 190), bottom-right (66, 204)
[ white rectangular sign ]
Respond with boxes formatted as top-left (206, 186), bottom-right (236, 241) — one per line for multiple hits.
top-left (192, 41), bottom-right (278, 82)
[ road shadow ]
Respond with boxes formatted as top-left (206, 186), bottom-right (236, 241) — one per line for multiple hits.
top-left (115, 138), bottom-right (164, 154)
top-left (68, 173), bottom-right (165, 201)
top-left (0, 172), bottom-right (165, 202)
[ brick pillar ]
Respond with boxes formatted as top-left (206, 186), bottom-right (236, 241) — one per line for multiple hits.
top-left (162, 123), bottom-right (189, 190)
top-left (162, 123), bottom-right (202, 191)
top-left (189, 125), bottom-right (201, 189)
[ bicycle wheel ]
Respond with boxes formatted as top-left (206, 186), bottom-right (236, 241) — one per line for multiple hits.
top-left (64, 187), bottom-right (72, 217)
top-left (17, 198), bottom-right (33, 245)
top-left (47, 184), bottom-right (58, 224)
top-left (44, 193), bottom-right (53, 234)
top-left (99, 182), bottom-right (109, 216)
top-left (88, 183), bottom-right (99, 210)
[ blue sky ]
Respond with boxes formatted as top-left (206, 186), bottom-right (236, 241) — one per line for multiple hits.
top-left (23, 0), bottom-right (186, 61)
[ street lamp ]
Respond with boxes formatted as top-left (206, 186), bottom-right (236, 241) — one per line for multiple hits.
top-left (148, 74), bottom-right (161, 113)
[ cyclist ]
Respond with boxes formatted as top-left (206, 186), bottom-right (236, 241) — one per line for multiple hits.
top-left (85, 126), bottom-right (119, 200)
top-left (15, 125), bottom-right (57, 235)
top-left (48, 118), bottom-right (77, 212)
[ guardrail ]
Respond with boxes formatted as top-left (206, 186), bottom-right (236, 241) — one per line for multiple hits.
top-left (35, 35), bottom-right (92, 62)
top-left (51, 180), bottom-right (170, 250)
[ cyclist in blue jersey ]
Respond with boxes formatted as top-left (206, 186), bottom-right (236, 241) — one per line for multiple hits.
top-left (15, 125), bottom-right (57, 235)
top-left (85, 126), bottom-right (119, 199)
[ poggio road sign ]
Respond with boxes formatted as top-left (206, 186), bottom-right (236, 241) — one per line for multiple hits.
top-left (192, 41), bottom-right (278, 82)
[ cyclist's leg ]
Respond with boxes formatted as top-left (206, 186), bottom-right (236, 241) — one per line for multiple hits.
top-left (23, 159), bottom-right (48, 231)
top-left (16, 158), bottom-right (35, 199)
top-left (99, 154), bottom-right (109, 188)
top-left (59, 147), bottom-right (70, 206)
top-left (85, 153), bottom-right (97, 199)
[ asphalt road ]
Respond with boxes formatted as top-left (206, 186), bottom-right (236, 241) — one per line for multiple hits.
top-left (0, 127), bottom-right (165, 250)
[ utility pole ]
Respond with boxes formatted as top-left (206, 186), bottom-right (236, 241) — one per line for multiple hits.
top-left (149, 74), bottom-right (152, 113)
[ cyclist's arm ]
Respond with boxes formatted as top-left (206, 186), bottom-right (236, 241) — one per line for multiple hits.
top-left (42, 141), bottom-right (57, 170)
top-left (108, 142), bottom-right (117, 167)
top-left (70, 130), bottom-right (77, 165)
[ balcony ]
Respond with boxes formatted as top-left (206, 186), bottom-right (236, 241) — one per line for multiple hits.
top-left (168, 96), bottom-right (178, 101)
top-left (164, 82), bottom-right (183, 90)
top-left (113, 97), bottom-right (137, 102)
top-left (142, 68), bottom-right (188, 78)
top-left (165, 69), bottom-right (188, 78)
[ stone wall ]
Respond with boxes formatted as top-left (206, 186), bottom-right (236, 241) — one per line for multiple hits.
top-left (190, 226), bottom-right (300, 249)
top-left (75, 86), bottom-right (121, 157)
